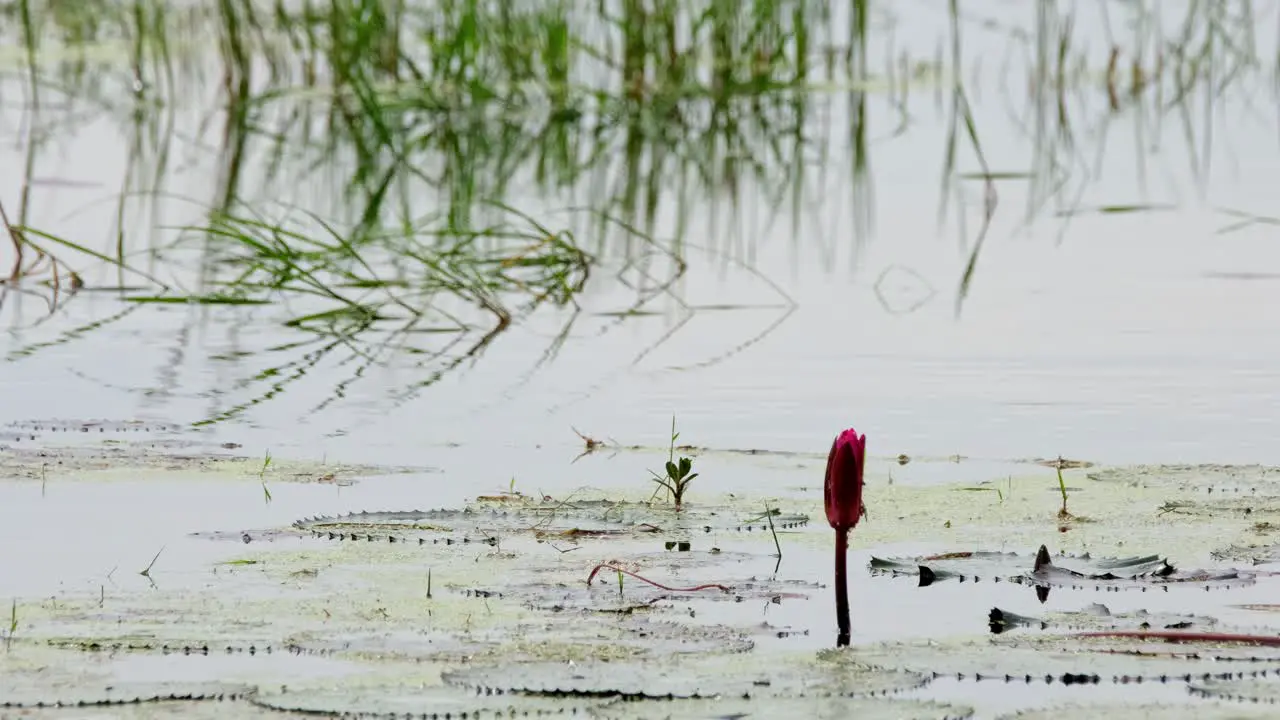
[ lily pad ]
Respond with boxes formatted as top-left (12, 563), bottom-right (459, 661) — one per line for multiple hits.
top-left (5, 419), bottom-right (186, 435)
top-left (1188, 675), bottom-right (1280, 704)
top-left (0, 644), bottom-right (250, 709)
top-left (989, 604), bottom-right (1220, 634)
top-left (591, 696), bottom-right (974, 720)
top-left (8, 701), bottom-right (279, 719)
top-left (1211, 542), bottom-right (1280, 566)
top-left (524, 572), bottom-right (818, 612)
top-left (0, 682), bottom-right (249, 709)
top-left (443, 655), bottom-right (930, 699)
top-left (294, 502), bottom-right (809, 545)
top-left (249, 685), bottom-right (601, 718)
top-left (1000, 702), bottom-right (1280, 719)
top-left (822, 633), bottom-right (1280, 683)
top-left (291, 617), bottom-right (752, 662)
top-left (1087, 465), bottom-right (1280, 494)
top-left (869, 545), bottom-right (1253, 592)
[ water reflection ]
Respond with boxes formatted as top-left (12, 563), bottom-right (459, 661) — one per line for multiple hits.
top-left (0, 1), bottom-right (1276, 445)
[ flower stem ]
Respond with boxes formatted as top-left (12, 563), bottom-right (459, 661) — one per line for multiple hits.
top-left (835, 529), bottom-right (850, 647)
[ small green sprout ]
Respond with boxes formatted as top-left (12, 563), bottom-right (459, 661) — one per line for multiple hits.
top-left (259, 450), bottom-right (273, 503)
top-left (648, 416), bottom-right (699, 507)
top-left (1056, 457), bottom-right (1071, 518)
top-left (6, 599), bottom-right (16, 648)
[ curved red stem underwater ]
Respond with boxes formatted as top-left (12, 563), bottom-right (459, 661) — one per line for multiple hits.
top-left (585, 563), bottom-right (730, 593)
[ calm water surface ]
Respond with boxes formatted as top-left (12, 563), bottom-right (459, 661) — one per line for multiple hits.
top-left (1, 2), bottom-right (1279, 653)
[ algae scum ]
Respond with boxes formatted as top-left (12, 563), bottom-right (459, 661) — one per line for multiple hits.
top-left (7, 424), bottom-right (1280, 718)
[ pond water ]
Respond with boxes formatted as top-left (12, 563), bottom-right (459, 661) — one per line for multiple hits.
top-left (2, 2), bottom-right (1280, 718)
top-left (1, 1), bottom-right (1277, 467)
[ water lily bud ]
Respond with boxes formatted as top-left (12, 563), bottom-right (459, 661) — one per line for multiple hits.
top-left (824, 428), bottom-right (866, 532)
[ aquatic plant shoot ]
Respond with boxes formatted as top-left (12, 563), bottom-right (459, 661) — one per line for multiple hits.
top-left (824, 427), bottom-right (867, 647)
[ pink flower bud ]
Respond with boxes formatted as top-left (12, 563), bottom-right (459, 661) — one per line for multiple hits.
top-left (824, 428), bottom-right (866, 532)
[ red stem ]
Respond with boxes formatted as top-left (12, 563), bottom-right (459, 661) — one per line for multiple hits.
top-left (585, 563), bottom-right (730, 593)
top-left (1075, 631), bottom-right (1280, 646)
top-left (835, 529), bottom-right (850, 646)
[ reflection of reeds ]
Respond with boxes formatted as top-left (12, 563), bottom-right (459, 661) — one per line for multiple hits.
top-left (3, 1), bottom-right (1275, 415)
top-left (158, 203), bottom-right (594, 423)
top-left (943, 0), bottom-right (995, 315)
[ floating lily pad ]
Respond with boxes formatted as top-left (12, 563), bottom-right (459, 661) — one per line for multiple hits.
top-left (249, 685), bottom-right (599, 718)
top-left (869, 545), bottom-right (1253, 592)
top-left (1000, 702), bottom-right (1280, 719)
top-left (0, 645), bottom-right (250, 709)
top-left (43, 637), bottom-right (292, 656)
top-left (1211, 542), bottom-right (1280, 566)
top-left (591, 696), bottom-right (973, 720)
top-left (1088, 464), bottom-right (1280, 495)
top-left (9, 700), bottom-right (279, 719)
top-left (822, 633), bottom-right (1280, 683)
top-left (0, 682), bottom-right (249, 709)
top-left (1188, 676), bottom-right (1280, 704)
top-left (989, 603), bottom-right (1219, 634)
top-left (291, 617), bottom-right (752, 662)
top-left (523, 572), bottom-right (817, 612)
top-left (443, 655), bottom-right (930, 699)
top-left (286, 629), bottom-right (497, 662)
top-left (5, 419), bottom-right (187, 435)
top-left (294, 502), bottom-right (809, 545)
